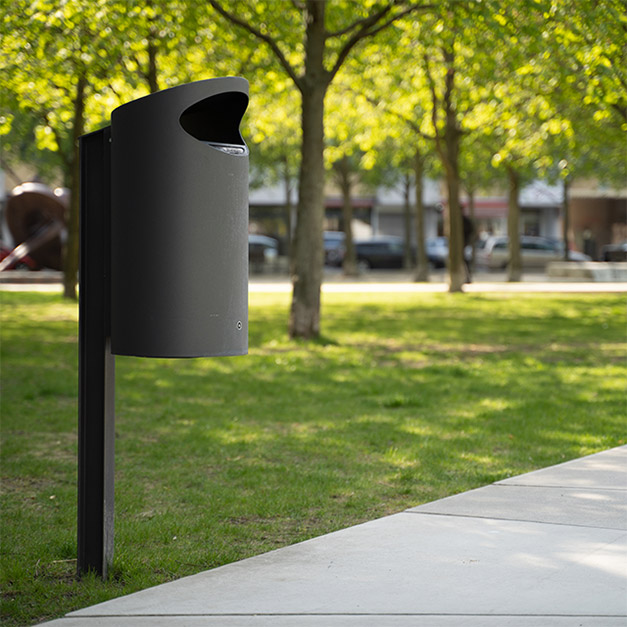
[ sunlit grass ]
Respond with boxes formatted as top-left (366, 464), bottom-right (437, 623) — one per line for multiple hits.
top-left (1, 290), bottom-right (625, 625)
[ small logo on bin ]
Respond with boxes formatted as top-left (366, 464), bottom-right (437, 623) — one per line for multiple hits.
top-left (236, 321), bottom-right (243, 330)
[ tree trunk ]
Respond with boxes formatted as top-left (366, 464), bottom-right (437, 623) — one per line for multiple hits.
top-left (433, 139), bottom-right (463, 292)
top-left (402, 174), bottom-right (413, 270)
top-left (431, 45), bottom-right (463, 292)
top-left (63, 73), bottom-right (87, 300)
top-left (444, 105), bottom-right (463, 292)
top-left (413, 150), bottom-right (429, 282)
top-left (562, 176), bottom-right (570, 261)
top-left (338, 157), bottom-right (357, 277)
top-left (284, 155), bottom-right (295, 274)
top-left (507, 166), bottom-right (522, 282)
top-left (147, 37), bottom-right (160, 94)
top-left (146, 0), bottom-right (160, 93)
top-left (289, 1), bottom-right (328, 339)
top-left (468, 188), bottom-right (476, 273)
top-left (209, 0), bottom-right (410, 336)
top-left (446, 171), bottom-right (464, 292)
top-left (210, 0), bottom-right (405, 338)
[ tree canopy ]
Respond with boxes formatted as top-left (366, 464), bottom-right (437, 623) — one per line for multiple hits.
top-left (1, 0), bottom-right (624, 316)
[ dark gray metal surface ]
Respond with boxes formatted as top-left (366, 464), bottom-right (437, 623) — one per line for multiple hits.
top-left (110, 77), bottom-right (249, 357)
top-left (78, 127), bottom-right (115, 578)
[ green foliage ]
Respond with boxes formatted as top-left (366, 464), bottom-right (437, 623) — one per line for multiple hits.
top-left (485, 0), bottom-right (626, 183)
top-left (1, 2), bottom-right (624, 302)
top-left (246, 70), bottom-right (301, 189)
top-left (544, 0), bottom-right (626, 127)
top-left (0, 96), bottom-right (62, 183)
top-left (2, 1), bottom-right (125, 158)
top-left (1, 290), bottom-right (626, 625)
top-left (2, 0), bottom-right (622, 186)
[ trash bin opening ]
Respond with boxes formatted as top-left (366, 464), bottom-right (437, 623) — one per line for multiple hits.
top-left (179, 91), bottom-right (248, 149)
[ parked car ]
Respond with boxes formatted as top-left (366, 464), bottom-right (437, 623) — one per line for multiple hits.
top-left (476, 235), bottom-right (591, 270)
top-left (248, 234), bottom-right (279, 266)
top-left (354, 236), bottom-right (410, 269)
top-left (420, 237), bottom-right (472, 268)
top-left (424, 237), bottom-right (448, 268)
top-left (600, 241), bottom-right (627, 262)
top-left (324, 231), bottom-right (345, 265)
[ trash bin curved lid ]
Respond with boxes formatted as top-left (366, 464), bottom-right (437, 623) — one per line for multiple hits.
top-left (111, 76), bottom-right (248, 119)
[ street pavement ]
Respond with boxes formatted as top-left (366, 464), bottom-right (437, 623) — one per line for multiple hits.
top-left (2, 268), bottom-right (626, 293)
top-left (41, 446), bottom-right (627, 626)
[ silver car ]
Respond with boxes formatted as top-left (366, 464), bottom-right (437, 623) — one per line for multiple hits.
top-left (477, 236), bottom-right (590, 270)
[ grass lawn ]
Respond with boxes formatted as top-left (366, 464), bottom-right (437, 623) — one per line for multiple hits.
top-left (1, 289), bottom-right (625, 625)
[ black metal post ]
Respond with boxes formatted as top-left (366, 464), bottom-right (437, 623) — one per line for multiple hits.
top-left (77, 126), bottom-right (115, 578)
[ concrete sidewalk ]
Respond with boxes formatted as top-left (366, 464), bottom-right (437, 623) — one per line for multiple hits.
top-left (43, 446), bottom-right (627, 626)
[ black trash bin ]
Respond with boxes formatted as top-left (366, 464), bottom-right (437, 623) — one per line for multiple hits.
top-left (109, 77), bottom-right (249, 358)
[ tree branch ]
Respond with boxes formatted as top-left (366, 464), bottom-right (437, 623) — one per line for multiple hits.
top-left (328, 4), bottom-right (431, 81)
top-left (327, 1), bottom-right (434, 39)
top-left (42, 113), bottom-right (71, 170)
top-left (359, 88), bottom-right (436, 141)
top-left (423, 52), bottom-right (441, 142)
top-left (359, 3), bottom-right (435, 40)
top-left (107, 80), bottom-right (123, 100)
top-left (208, 0), bottom-right (303, 90)
top-left (611, 102), bottom-right (627, 123)
top-left (325, 8), bottom-right (391, 39)
top-left (394, 107), bottom-right (436, 142)
top-left (442, 45), bottom-right (456, 123)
